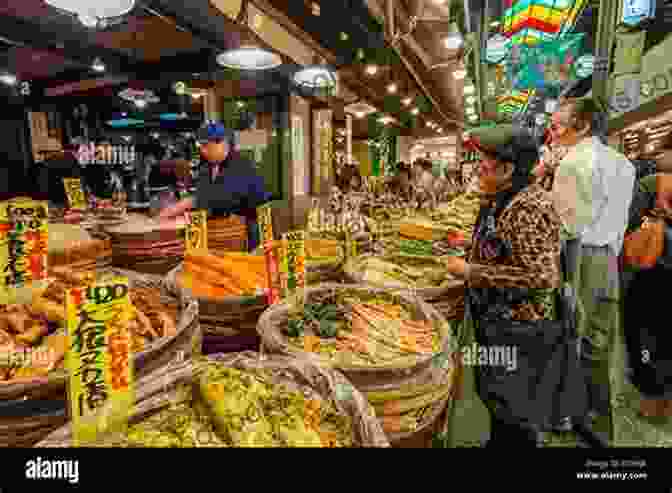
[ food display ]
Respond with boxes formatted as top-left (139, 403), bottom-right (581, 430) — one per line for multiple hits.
top-left (0, 266), bottom-right (179, 385)
top-left (430, 192), bottom-right (481, 239)
top-left (260, 286), bottom-right (448, 368)
top-left (36, 353), bottom-right (390, 448)
top-left (176, 252), bottom-right (266, 300)
top-left (345, 255), bottom-right (457, 290)
top-left (47, 223), bottom-right (112, 270)
top-left (208, 215), bottom-right (248, 253)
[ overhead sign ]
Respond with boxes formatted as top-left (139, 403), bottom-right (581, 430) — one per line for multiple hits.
top-left (621, 0), bottom-right (656, 26)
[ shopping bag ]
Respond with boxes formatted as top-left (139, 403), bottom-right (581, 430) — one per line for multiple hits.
top-left (623, 218), bottom-right (664, 269)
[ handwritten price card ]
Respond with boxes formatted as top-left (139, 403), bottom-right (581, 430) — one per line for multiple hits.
top-left (283, 230), bottom-right (306, 313)
top-left (66, 277), bottom-right (134, 446)
top-left (0, 199), bottom-right (49, 304)
top-left (257, 204), bottom-right (280, 305)
top-left (63, 178), bottom-right (87, 210)
top-left (185, 210), bottom-right (208, 253)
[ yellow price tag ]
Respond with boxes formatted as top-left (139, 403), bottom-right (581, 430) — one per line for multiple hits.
top-left (63, 178), bottom-right (87, 210)
top-left (185, 210), bottom-right (208, 252)
top-left (66, 277), bottom-right (134, 446)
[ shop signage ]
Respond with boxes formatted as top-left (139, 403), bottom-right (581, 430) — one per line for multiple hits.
top-left (621, 0), bottom-right (656, 26)
top-left (610, 65), bottom-right (672, 117)
top-left (184, 210), bottom-right (208, 252)
top-left (66, 277), bottom-right (133, 446)
top-left (0, 199), bottom-right (48, 302)
top-left (257, 204), bottom-right (280, 305)
top-left (77, 144), bottom-right (136, 165)
top-left (63, 178), bottom-right (87, 210)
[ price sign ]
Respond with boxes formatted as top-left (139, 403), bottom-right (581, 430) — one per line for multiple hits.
top-left (257, 204), bottom-right (280, 305)
top-left (283, 230), bottom-right (306, 312)
top-left (63, 178), bottom-right (87, 210)
top-left (66, 277), bottom-right (134, 446)
top-left (185, 210), bottom-right (207, 252)
top-left (0, 199), bottom-right (49, 303)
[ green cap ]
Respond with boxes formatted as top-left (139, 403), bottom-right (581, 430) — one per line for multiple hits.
top-left (467, 124), bottom-right (516, 154)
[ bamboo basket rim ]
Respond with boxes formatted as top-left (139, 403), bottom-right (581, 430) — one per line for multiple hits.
top-left (35, 351), bottom-right (390, 448)
top-left (0, 267), bottom-right (198, 401)
top-left (257, 283), bottom-right (454, 374)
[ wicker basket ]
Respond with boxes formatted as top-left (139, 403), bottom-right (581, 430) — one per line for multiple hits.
top-left (256, 283), bottom-right (459, 443)
top-left (165, 263), bottom-right (266, 354)
top-left (35, 351), bottom-right (390, 448)
top-left (0, 268), bottom-right (199, 447)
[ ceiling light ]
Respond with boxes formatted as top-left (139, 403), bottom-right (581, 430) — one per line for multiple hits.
top-left (437, 128), bottom-right (443, 133)
top-left (465, 96), bottom-right (476, 105)
top-left (378, 115), bottom-right (393, 125)
top-left (217, 46), bottom-right (282, 71)
top-left (191, 92), bottom-right (203, 99)
top-left (465, 106), bottom-right (475, 115)
top-left (453, 67), bottom-right (467, 79)
top-left (432, 0), bottom-right (446, 4)
top-left (293, 65), bottom-right (337, 90)
top-left (411, 107), bottom-right (419, 115)
top-left (355, 111), bottom-right (365, 118)
top-left (426, 121), bottom-right (434, 127)
top-left (91, 58), bottom-right (105, 72)
top-left (310, 2), bottom-right (320, 15)
top-left (365, 64), bottom-right (378, 76)
top-left (464, 84), bottom-right (475, 95)
top-left (443, 23), bottom-right (463, 50)
top-left (402, 97), bottom-right (412, 106)
top-left (45, 0), bottom-right (136, 25)
top-left (134, 99), bottom-right (147, 108)
top-left (387, 83), bottom-right (397, 93)
top-left (0, 73), bottom-right (17, 86)
top-left (469, 114), bottom-right (478, 121)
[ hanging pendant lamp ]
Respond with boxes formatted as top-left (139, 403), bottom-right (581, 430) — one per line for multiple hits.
top-left (293, 56), bottom-right (337, 96)
top-left (45, 0), bottom-right (136, 27)
top-left (216, 0), bottom-right (282, 71)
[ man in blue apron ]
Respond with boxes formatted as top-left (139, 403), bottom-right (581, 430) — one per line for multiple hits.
top-left (158, 122), bottom-right (270, 251)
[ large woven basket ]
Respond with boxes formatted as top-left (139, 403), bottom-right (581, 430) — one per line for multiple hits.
top-left (0, 268), bottom-right (199, 447)
top-left (35, 351), bottom-right (390, 448)
top-left (257, 284), bottom-right (459, 444)
top-left (165, 263), bottom-right (266, 354)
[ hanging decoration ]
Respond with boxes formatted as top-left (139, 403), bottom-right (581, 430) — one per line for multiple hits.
top-left (574, 54), bottom-right (594, 78)
top-left (292, 64), bottom-right (338, 98)
top-left (505, 33), bottom-right (585, 91)
top-left (502, 0), bottom-right (589, 45)
top-left (485, 34), bottom-right (511, 64)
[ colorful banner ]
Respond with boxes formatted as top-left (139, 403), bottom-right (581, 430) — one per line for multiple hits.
top-left (0, 199), bottom-right (49, 303)
top-left (66, 277), bottom-right (134, 446)
top-left (257, 204), bottom-right (280, 305)
top-left (282, 230), bottom-right (306, 312)
top-left (185, 210), bottom-right (208, 252)
top-left (503, 0), bottom-right (588, 45)
top-left (63, 178), bottom-right (88, 211)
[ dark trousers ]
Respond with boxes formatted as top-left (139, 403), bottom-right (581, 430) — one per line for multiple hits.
top-left (487, 419), bottom-right (540, 448)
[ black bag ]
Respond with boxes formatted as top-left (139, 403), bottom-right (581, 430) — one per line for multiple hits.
top-left (472, 239), bottom-right (589, 429)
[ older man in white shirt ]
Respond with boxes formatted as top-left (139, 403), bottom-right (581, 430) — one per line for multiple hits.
top-left (550, 97), bottom-right (635, 441)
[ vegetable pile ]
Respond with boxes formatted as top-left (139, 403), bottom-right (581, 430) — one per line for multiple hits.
top-left (282, 290), bottom-right (441, 366)
top-left (347, 256), bottom-right (456, 289)
top-left (116, 363), bottom-right (355, 447)
top-left (430, 192), bottom-right (481, 238)
top-left (177, 252), bottom-right (267, 300)
top-left (0, 266), bottom-right (178, 383)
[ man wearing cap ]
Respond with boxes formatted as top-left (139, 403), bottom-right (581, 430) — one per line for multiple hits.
top-left (550, 97), bottom-right (635, 442)
top-left (158, 122), bottom-right (271, 250)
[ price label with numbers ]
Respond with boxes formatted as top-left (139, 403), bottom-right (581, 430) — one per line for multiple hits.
top-left (0, 198), bottom-right (49, 303)
top-left (63, 178), bottom-right (87, 210)
top-left (66, 277), bottom-right (134, 446)
top-left (283, 230), bottom-right (306, 311)
top-left (257, 204), bottom-right (280, 305)
top-left (185, 210), bottom-right (208, 252)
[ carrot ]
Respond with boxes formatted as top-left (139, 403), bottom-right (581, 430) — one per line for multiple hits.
top-left (186, 253), bottom-right (263, 293)
top-left (177, 271), bottom-right (239, 299)
top-left (184, 261), bottom-right (243, 294)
